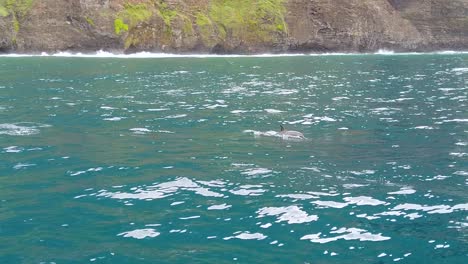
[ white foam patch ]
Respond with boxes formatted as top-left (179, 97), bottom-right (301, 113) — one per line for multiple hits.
top-left (312, 200), bottom-right (349, 208)
top-left (230, 185), bottom-right (266, 196)
top-left (425, 175), bottom-right (450, 181)
top-left (263, 89), bottom-right (298, 95)
top-left (100, 106), bottom-right (117, 110)
top-left (376, 211), bottom-right (406, 217)
top-left (404, 213), bottom-right (423, 220)
top-left (442, 119), bottom-right (468, 123)
top-left (3, 51), bottom-right (467, 58)
top-left (276, 194), bottom-right (319, 200)
top-left (241, 168), bottom-right (273, 176)
top-left (413, 126), bottom-right (436, 130)
top-left (103, 117), bottom-right (124, 121)
top-left (204, 104), bottom-right (228, 109)
top-left (164, 114), bottom-right (187, 119)
top-left (343, 196), bottom-right (386, 206)
top-left (356, 214), bottom-right (380, 220)
top-left (68, 167), bottom-right (103, 176)
top-left (301, 166), bottom-right (322, 172)
top-left (42, 51), bottom-right (308, 58)
top-left (224, 232), bottom-right (267, 241)
top-left (453, 171), bottom-right (468, 176)
top-left (207, 204), bottom-right (231, 210)
top-left (96, 177), bottom-right (224, 200)
top-left (452, 68), bottom-right (468, 72)
top-left (308, 191), bottom-right (339, 197)
top-left (257, 206), bottom-right (318, 224)
top-left (13, 163), bottom-right (36, 169)
top-left (197, 180), bottom-right (226, 188)
top-left (130, 128), bottom-right (152, 134)
top-left (392, 203), bottom-right (468, 214)
top-left (301, 228), bottom-right (390, 243)
top-left (155, 130), bottom-right (175, 134)
top-left (434, 244), bottom-right (450, 249)
top-left (450, 152), bottom-right (468, 157)
top-left (264, 109), bottom-right (284, 114)
top-left (222, 86), bottom-right (247, 94)
top-left (231, 110), bottom-right (248, 114)
top-left (179, 216), bottom-right (200, 220)
top-left (3, 146), bottom-right (23, 153)
top-left (147, 108), bottom-right (169, 112)
top-left (0, 123), bottom-right (50, 136)
top-left (387, 187), bottom-right (416, 195)
top-left (145, 224), bottom-right (161, 227)
top-left (332, 97), bottom-right (350, 101)
top-left (303, 114), bottom-right (337, 122)
top-left (343, 184), bottom-right (369, 189)
top-left (349, 170), bottom-right (376, 175)
top-left (70, 171), bottom-right (86, 176)
top-left (118, 228), bottom-right (160, 239)
top-left (314, 116), bottom-right (337, 122)
top-left (169, 229), bottom-right (187, 233)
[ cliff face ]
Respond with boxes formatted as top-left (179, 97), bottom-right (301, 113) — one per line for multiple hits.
top-left (0, 0), bottom-right (467, 54)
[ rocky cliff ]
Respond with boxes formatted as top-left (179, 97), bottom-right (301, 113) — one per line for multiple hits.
top-left (1, 0), bottom-right (467, 54)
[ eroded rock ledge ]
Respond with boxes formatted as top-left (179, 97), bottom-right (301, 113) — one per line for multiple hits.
top-left (1, 0), bottom-right (467, 54)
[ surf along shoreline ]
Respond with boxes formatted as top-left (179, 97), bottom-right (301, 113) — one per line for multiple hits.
top-left (1, 50), bottom-right (468, 59)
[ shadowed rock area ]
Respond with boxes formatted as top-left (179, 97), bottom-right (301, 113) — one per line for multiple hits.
top-left (0, 0), bottom-right (467, 54)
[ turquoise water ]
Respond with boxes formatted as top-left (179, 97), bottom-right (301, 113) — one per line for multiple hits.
top-left (0, 54), bottom-right (467, 263)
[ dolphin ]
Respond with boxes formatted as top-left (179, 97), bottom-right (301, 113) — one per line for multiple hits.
top-left (279, 125), bottom-right (305, 139)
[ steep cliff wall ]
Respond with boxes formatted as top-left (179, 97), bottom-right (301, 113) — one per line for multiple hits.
top-left (0, 0), bottom-right (467, 53)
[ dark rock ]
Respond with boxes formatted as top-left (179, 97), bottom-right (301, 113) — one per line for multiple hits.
top-left (0, 0), bottom-right (467, 54)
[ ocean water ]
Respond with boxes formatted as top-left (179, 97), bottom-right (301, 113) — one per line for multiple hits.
top-left (0, 53), bottom-right (467, 263)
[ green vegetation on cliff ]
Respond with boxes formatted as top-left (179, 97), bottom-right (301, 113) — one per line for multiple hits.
top-left (114, 18), bottom-right (128, 35)
top-left (113, 2), bottom-right (154, 48)
top-left (0, 0), bottom-right (33, 17)
top-left (0, 0), bottom-right (34, 32)
top-left (0, 6), bottom-right (8, 17)
top-left (114, 1), bottom-right (194, 49)
top-left (196, 12), bottom-right (216, 46)
top-left (197, 0), bottom-right (287, 45)
top-left (109, 0), bottom-right (287, 50)
top-left (156, 1), bottom-right (177, 27)
top-left (114, 3), bottom-right (152, 35)
top-left (85, 16), bottom-right (95, 27)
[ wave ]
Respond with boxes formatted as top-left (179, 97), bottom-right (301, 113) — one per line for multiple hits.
top-left (374, 49), bottom-right (468, 56)
top-left (0, 50), bottom-right (467, 58)
top-left (0, 51), bottom-right (306, 58)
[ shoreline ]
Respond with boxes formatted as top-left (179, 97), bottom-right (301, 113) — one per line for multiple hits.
top-left (1, 50), bottom-right (468, 58)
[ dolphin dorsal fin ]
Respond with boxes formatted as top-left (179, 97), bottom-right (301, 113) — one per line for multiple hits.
top-left (280, 125), bottom-right (285, 131)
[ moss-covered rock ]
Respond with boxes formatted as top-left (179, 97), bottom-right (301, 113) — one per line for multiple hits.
top-left (156, 1), bottom-right (177, 27)
top-left (0, 0), bottom-right (34, 32)
top-left (115, 2), bottom-right (152, 32)
top-left (85, 16), bottom-right (95, 27)
top-left (195, 12), bottom-right (216, 46)
top-left (0, 0), bottom-right (33, 17)
top-left (191, 0), bottom-right (287, 50)
top-left (210, 0), bottom-right (287, 41)
top-left (114, 18), bottom-right (128, 35)
top-left (0, 6), bottom-right (9, 17)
